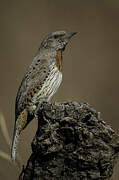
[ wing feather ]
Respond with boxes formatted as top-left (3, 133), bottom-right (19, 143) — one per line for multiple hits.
top-left (15, 58), bottom-right (53, 116)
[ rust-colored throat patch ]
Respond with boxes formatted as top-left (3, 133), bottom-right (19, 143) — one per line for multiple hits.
top-left (56, 50), bottom-right (63, 72)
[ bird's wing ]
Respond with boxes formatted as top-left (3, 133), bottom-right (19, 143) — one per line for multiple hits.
top-left (15, 58), bottom-right (53, 116)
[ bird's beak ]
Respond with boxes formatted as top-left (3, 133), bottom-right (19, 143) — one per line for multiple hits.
top-left (65, 32), bottom-right (77, 40)
top-left (62, 32), bottom-right (77, 51)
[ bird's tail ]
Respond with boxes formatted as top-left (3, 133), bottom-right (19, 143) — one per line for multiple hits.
top-left (11, 109), bottom-right (28, 162)
top-left (11, 128), bottom-right (20, 162)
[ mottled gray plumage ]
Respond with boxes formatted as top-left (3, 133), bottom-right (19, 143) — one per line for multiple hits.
top-left (11, 31), bottom-right (77, 161)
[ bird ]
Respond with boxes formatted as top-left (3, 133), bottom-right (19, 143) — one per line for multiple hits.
top-left (11, 30), bottom-right (77, 161)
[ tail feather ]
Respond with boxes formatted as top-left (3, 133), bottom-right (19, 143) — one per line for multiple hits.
top-left (11, 129), bottom-right (20, 162)
top-left (11, 109), bottom-right (28, 161)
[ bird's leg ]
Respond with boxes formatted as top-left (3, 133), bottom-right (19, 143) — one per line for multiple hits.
top-left (34, 113), bottom-right (38, 121)
top-left (34, 102), bottom-right (42, 117)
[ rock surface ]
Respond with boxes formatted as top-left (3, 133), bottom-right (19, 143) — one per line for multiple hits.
top-left (19, 102), bottom-right (119, 180)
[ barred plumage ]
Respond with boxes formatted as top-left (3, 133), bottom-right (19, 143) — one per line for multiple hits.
top-left (11, 31), bottom-right (77, 161)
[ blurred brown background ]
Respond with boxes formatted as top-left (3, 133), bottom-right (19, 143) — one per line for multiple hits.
top-left (0, 0), bottom-right (119, 179)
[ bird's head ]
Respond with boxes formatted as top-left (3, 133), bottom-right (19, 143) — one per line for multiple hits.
top-left (40, 31), bottom-right (77, 51)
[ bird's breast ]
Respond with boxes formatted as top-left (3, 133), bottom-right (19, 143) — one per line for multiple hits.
top-left (31, 65), bottom-right (62, 104)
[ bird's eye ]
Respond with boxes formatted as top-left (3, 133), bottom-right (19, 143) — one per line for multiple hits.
top-left (54, 35), bottom-right (59, 39)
